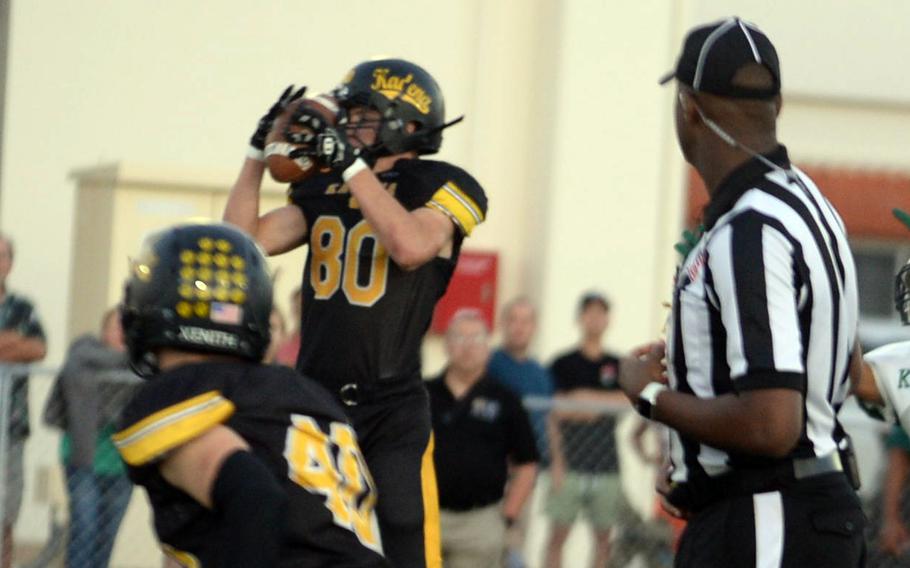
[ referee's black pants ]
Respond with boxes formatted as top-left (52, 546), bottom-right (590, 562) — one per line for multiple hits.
top-left (675, 473), bottom-right (865, 567)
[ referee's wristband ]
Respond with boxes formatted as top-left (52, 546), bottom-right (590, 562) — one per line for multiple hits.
top-left (636, 382), bottom-right (668, 419)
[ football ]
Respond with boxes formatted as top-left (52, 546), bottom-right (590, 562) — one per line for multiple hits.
top-left (265, 95), bottom-right (339, 183)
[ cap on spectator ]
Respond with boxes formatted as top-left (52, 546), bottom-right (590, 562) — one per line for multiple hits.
top-left (659, 16), bottom-right (780, 99)
top-left (578, 292), bottom-right (610, 313)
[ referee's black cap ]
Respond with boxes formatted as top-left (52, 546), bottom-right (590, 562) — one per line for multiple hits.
top-left (659, 17), bottom-right (780, 99)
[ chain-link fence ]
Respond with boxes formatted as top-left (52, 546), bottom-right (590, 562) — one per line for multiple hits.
top-left (1, 364), bottom-right (163, 568)
top-left (514, 397), bottom-right (677, 568)
top-left (0, 365), bottom-right (901, 568)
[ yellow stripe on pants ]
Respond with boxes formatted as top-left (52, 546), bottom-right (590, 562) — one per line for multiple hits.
top-left (421, 433), bottom-right (442, 568)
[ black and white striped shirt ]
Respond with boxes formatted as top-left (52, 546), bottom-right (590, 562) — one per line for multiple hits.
top-left (667, 146), bottom-right (858, 485)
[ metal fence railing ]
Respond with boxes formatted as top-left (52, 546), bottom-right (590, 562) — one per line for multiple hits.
top-left (0, 365), bottom-right (903, 568)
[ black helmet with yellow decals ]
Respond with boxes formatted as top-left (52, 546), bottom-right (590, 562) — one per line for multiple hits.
top-left (121, 223), bottom-right (273, 377)
top-left (332, 58), bottom-right (461, 156)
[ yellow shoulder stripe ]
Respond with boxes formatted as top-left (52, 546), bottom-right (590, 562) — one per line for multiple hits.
top-left (426, 181), bottom-right (484, 236)
top-left (113, 390), bottom-right (235, 466)
top-left (162, 545), bottom-right (201, 568)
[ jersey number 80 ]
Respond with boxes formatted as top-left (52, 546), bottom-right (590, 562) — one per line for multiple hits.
top-left (309, 217), bottom-right (389, 307)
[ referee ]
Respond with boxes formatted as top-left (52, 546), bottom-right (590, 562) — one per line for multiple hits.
top-left (618, 17), bottom-right (865, 567)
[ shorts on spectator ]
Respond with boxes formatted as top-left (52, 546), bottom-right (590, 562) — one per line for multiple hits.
top-left (545, 471), bottom-right (635, 530)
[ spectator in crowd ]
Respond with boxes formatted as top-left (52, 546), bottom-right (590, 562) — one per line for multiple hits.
top-left (545, 292), bottom-right (632, 568)
top-left (262, 307), bottom-right (287, 364)
top-left (428, 309), bottom-right (539, 568)
top-left (43, 307), bottom-right (140, 568)
top-left (0, 234), bottom-right (47, 568)
top-left (487, 296), bottom-right (553, 567)
top-left (488, 296), bottom-right (554, 458)
top-left (274, 287), bottom-right (302, 367)
top-left (606, 419), bottom-right (678, 568)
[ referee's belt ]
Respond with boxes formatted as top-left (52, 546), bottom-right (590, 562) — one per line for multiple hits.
top-left (668, 452), bottom-right (844, 513)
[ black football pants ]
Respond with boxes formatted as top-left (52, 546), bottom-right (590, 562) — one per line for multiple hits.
top-left (345, 381), bottom-right (441, 568)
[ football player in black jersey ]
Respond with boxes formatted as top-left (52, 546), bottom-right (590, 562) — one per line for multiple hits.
top-left (113, 223), bottom-right (388, 568)
top-left (223, 58), bottom-right (488, 568)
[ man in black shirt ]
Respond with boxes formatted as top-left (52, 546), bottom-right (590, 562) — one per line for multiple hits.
top-left (428, 309), bottom-right (538, 568)
top-left (545, 292), bottom-right (633, 568)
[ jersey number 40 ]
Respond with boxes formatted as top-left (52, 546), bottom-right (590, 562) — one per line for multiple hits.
top-left (284, 415), bottom-right (382, 553)
top-left (310, 217), bottom-right (389, 307)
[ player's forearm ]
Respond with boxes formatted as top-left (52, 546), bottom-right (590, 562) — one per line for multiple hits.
top-left (653, 388), bottom-right (802, 457)
top-left (883, 449), bottom-right (910, 522)
top-left (502, 462), bottom-right (537, 521)
top-left (223, 159), bottom-right (267, 237)
top-left (347, 170), bottom-right (446, 269)
top-left (849, 340), bottom-right (884, 404)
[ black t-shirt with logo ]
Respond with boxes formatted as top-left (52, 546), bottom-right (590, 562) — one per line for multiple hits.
top-left (550, 349), bottom-right (621, 474)
top-left (427, 374), bottom-right (539, 511)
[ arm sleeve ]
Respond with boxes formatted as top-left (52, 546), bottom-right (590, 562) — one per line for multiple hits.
top-left (705, 213), bottom-right (805, 392)
top-left (113, 377), bottom-right (235, 468)
top-left (211, 451), bottom-right (288, 568)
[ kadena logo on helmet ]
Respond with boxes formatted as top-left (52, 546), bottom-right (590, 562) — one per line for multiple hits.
top-left (178, 326), bottom-right (239, 349)
top-left (370, 68), bottom-right (432, 115)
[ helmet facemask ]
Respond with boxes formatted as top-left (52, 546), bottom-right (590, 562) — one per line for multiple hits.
top-left (336, 94), bottom-right (429, 159)
top-left (894, 261), bottom-right (910, 325)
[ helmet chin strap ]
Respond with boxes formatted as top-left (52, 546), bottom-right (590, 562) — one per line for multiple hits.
top-left (129, 349), bottom-right (160, 379)
top-left (402, 115), bottom-right (465, 154)
top-left (427, 115), bottom-right (465, 134)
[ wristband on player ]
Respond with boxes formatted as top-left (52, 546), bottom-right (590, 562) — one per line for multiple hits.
top-left (246, 145), bottom-right (265, 162)
top-left (342, 158), bottom-right (370, 182)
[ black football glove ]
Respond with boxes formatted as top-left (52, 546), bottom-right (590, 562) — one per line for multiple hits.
top-left (288, 118), bottom-right (375, 180)
top-left (284, 105), bottom-right (332, 148)
top-left (248, 85), bottom-right (307, 157)
top-left (315, 123), bottom-right (375, 177)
